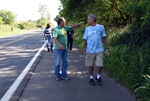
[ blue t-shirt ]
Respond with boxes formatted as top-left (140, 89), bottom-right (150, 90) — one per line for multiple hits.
top-left (83, 24), bottom-right (106, 53)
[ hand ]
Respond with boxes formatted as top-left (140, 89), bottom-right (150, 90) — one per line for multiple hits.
top-left (58, 44), bottom-right (64, 50)
top-left (106, 49), bottom-right (110, 57)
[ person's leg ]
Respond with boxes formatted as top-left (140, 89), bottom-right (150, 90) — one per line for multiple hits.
top-left (46, 35), bottom-right (50, 52)
top-left (61, 49), bottom-right (69, 80)
top-left (48, 35), bottom-right (52, 52)
top-left (70, 38), bottom-right (73, 51)
top-left (67, 38), bottom-right (70, 50)
top-left (54, 49), bottom-right (63, 79)
top-left (50, 42), bottom-right (53, 52)
top-left (89, 66), bottom-right (94, 79)
top-left (85, 53), bottom-right (96, 85)
top-left (95, 52), bottom-right (104, 86)
top-left (50, 37), bottom-right (53, 52)
top-left (97, 66), bottom-right (102, 78)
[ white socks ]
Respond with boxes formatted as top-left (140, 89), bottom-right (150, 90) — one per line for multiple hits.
top-left (97, 74), bottom-right (101, 79)
top-left (90, 75), bottom-right (93, 79)
top-left (90, 74), bottom-right (101, 79)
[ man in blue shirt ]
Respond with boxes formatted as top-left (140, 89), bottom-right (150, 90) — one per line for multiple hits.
top-left (83, 14), bottom-right (110, 86)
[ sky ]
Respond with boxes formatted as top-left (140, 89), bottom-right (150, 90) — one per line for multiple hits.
top-left (0, 0), bottom-right (61, 26)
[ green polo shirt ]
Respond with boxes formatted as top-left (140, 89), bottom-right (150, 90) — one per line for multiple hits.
top-left (53, 26), bottom-right (71, 49)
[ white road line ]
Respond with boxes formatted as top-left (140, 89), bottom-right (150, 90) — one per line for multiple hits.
top-left (0, 43), bottom-right (46, 101)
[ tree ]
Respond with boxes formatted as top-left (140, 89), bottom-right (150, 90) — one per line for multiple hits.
top-left (38, 4), bottom-right (48, 18)
top-left (54, 15), bottom-right (60, 22)
top-left (36, 17), bottom-right (50, 28)
top-left (0, 10), bottom-right (16, 25)
top-left (59, 0), bottom-right (133, 27)
top-left (46, 11), bottom-right (51, 21)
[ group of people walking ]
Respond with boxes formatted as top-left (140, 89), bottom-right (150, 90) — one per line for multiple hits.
top-left (44, 24), bottom-right (75, 52)
top-left (43, 14), bottom-right (110, 86)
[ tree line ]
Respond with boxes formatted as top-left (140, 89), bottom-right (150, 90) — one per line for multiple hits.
top-left (0, 4), bottom-right (53, 31)
top-left (58, 0), bottom-right (149, 45)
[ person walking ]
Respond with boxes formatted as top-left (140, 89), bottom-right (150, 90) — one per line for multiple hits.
top-left (67, 28), bottom-right (75, 51)
top-left (83, 14), bottom-right (110, 86)
top-left (53, 17), bottom-right (83, 81)
top-left (44, 23), bottom-right (53, 52)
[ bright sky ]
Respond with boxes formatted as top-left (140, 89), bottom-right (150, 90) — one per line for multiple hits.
top-left (0, 0), bottom-right (61, 26)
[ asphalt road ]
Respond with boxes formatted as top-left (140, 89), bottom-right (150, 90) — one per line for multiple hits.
top-left (0, 30), bottom-right (45, 99)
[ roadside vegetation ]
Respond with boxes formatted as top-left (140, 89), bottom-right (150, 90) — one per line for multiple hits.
top-left (0, 4), bottom-right (54, 37)
top-left (58, 0), bottom-right (150, 100)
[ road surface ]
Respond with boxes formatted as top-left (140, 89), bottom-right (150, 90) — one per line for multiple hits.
top-left (0, 30), bottom-right (44, 99)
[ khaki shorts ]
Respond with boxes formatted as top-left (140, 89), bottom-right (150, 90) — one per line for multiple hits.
top-left (85, 52), bottom-right (104, 67)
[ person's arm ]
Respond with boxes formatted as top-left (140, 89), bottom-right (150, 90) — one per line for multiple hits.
top-left (53, 37), bottom-right (64, 50)
top-left (102, 37), bottom-right (110, 56)
top-left (71, 22), bottom-right (84, 29)
top-left (51, 28), bottom-right (54, 36)
top-left (83, 39), bottom-right (87, 55)
top-left (44, 32), bottom-right (47, 40)
top-left (44, 29), bottom-right (47, 40)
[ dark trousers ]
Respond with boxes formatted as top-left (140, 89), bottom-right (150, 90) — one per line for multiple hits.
top-left (67, 38), bottom-right (73, 50)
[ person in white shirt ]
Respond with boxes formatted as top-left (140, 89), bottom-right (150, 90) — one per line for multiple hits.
top-left (44, 23), bottom-right (53, 52)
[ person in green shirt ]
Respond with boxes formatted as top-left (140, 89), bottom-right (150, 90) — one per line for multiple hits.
top-left (53, 17), bottom-right (83, 81)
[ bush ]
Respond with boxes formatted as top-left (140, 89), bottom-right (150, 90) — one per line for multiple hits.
top-left (0, 10), bottom-right (16, 25)
top-left (104, 44), bottom-right (150, 100)
top-left (17, 21), bottom-right (36, 30)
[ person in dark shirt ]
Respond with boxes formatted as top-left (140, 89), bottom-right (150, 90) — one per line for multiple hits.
top-left (67, 29), bottom-right (75, 51)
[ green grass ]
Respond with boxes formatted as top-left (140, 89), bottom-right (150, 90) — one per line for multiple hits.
top-left (74, 27), bottom-right (150, 101)
top-left (0, 24), bottom-right (28, 37)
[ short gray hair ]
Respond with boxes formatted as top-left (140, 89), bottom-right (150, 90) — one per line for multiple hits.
top-left (88, 14), bottom-right (97, 22)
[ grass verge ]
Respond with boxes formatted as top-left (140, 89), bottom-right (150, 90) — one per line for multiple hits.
top-left (0, 25), bottom-right (29, 37)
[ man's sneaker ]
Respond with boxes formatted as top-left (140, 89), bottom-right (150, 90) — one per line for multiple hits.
top-left (96, 77), bottom-right (103, 86)
top-left (56, 77), bottom-right (61, 81)
top-left (61, 76), bottom-right (70, 80)
top-left (89, 78), bottom-right (95, 86)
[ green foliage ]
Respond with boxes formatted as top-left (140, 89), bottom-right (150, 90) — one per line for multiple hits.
top-left (123, 0), bottom-right (150, 46)
top-left (104, 44), bottom-right (150, 100)
top-left (0, 24), bottom-right (26, 37)
top-left (54, 15), bottom-right (60, 23)
top-left (60, 0), bottom-right (150, 45)
top-left (0, 10), bottom-right (16, 25)
top-left (0, 16), bottom-right (3, 24)
top-left (135, 74), bottom-right (150, 101)
top-left (74, 27), bottom-right (85, 50)
top-left (36, 17), bottom-right (50, 28)
top-left (17, 21), bottom-right (36, 30)
top-left (60, 0), bottom-right (133, 27)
